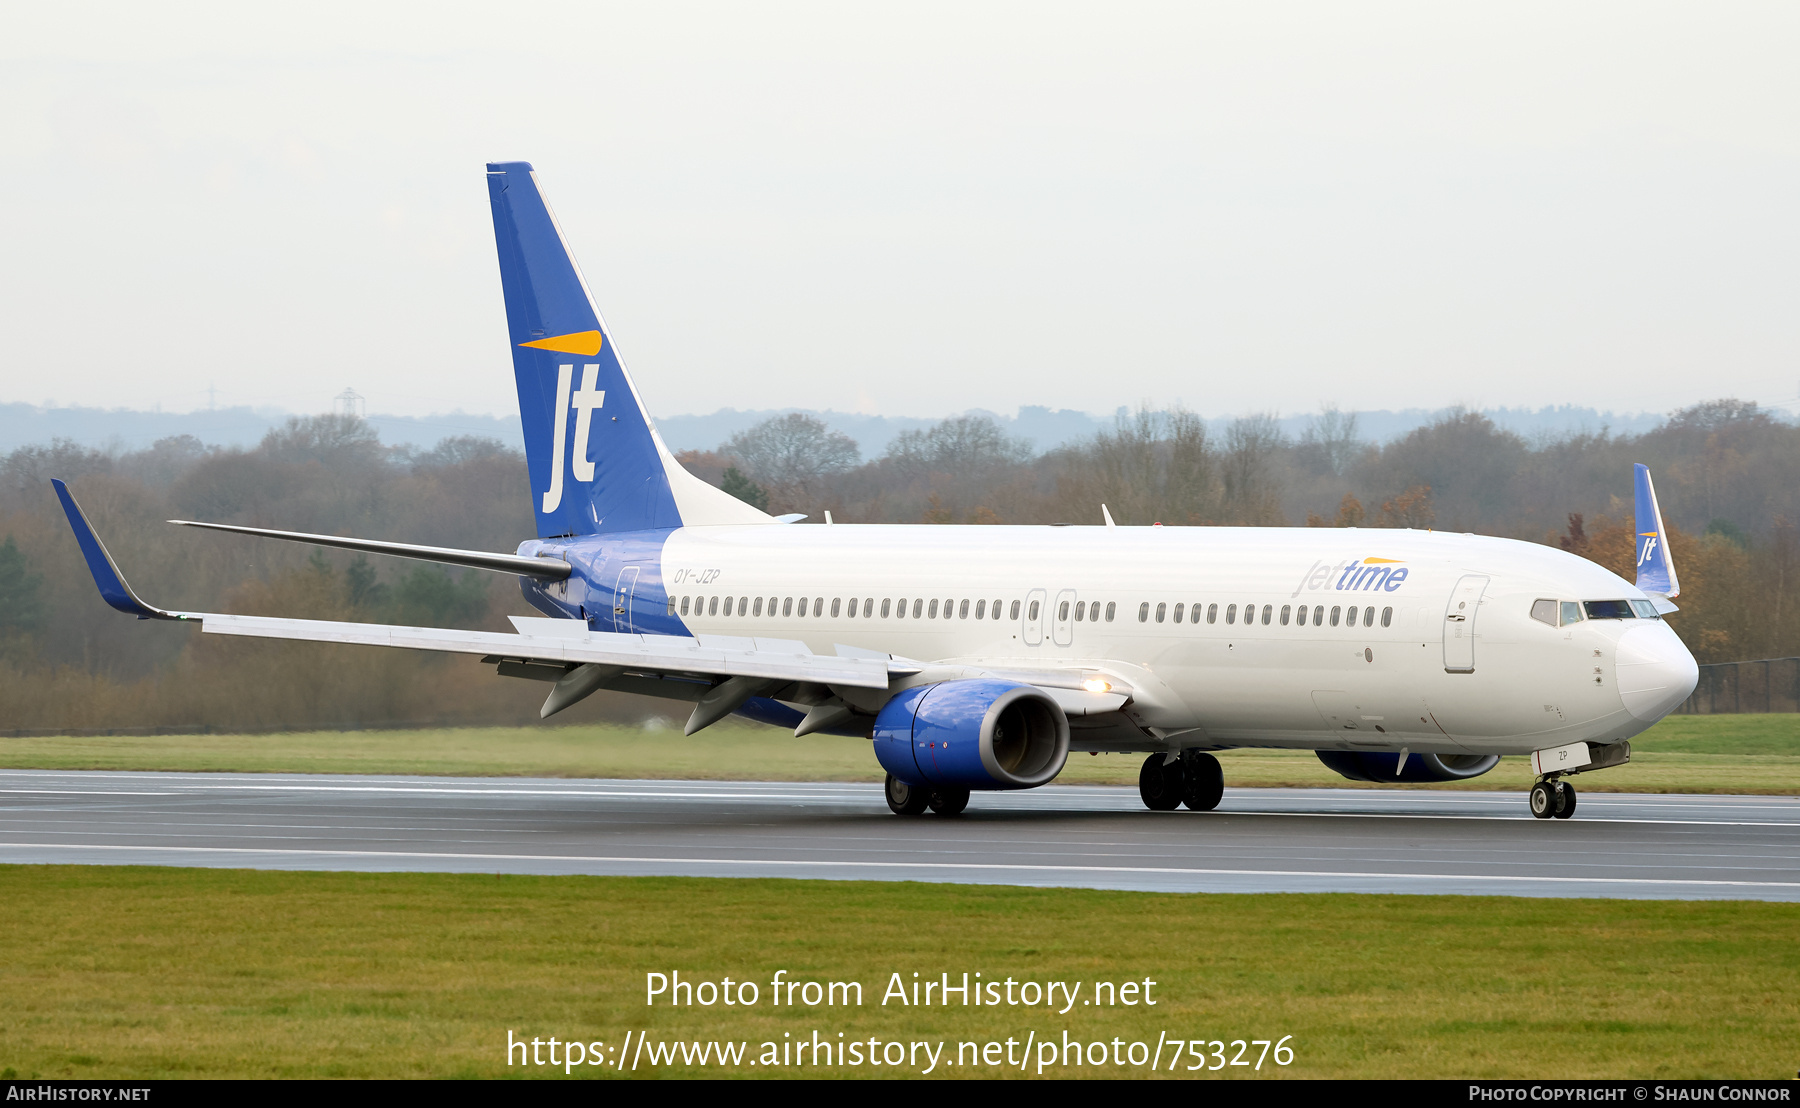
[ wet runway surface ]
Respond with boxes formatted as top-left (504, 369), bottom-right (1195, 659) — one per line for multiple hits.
top-left (1, 770), bottom-right (1797, 900)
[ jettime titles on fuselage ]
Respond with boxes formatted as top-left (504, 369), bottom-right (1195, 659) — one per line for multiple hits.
top-left (1290, 558), bottom-right (1409, 599)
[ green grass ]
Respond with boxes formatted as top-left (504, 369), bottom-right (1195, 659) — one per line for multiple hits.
top-left (0, 866), bottom-right (1793, 1079)
top-left (1625, 713), bottom-right (1800, 755)
top-left (0, 715), bottom-right (1795, 794)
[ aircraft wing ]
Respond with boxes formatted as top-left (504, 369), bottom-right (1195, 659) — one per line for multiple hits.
top-left (52, 478), bottom-right (897, 696)
top-left (197, 612), bottom-right (895, 689)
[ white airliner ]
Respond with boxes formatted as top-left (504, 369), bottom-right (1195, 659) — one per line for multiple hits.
top-left (54, 161), bottom-right (1700, 821)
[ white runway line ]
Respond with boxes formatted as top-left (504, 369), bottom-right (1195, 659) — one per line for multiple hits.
top-left (8, 840), bottom-right (1800, 890)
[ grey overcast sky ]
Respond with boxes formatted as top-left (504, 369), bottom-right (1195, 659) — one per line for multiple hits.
top-left (2, 2), bottom-right (1796, 421)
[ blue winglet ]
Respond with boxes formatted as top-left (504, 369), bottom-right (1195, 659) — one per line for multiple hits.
top-left (1632, 463), bottom-right (1680, 600)
top-left (51, 479), bottom-right (182, 621)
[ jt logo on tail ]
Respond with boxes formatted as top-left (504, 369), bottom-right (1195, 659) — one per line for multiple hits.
top-left (541, 362), bottom-right (607, 513)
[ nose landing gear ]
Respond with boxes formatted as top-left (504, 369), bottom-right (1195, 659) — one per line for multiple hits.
top-left (1529, 777), bottom-right (1577, 820)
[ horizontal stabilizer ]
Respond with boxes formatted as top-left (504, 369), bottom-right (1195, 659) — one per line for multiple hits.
top-left (169, 520), bottom-right (572, 580)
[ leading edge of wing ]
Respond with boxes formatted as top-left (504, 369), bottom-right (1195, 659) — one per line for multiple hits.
top-left (168, 520), bottom-right (572, 580)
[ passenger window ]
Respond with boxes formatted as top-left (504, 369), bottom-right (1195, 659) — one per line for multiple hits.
top-left (1074, 601), bottom-right (1085, 621)
top-left (1262, 604), bottom-right (1272, 625)
top-left (1059, 601), bottom-right (1071, 621)
top-left (1531, 599), bottom-right (1556, 626)
top-left (993, 598), bottom-right (1004, 619)
top-left (1346, 606), bottom-right (1358, 627)
top-left (1139, 602), bottom-right (1150, 623)
top-left (881, 598), bottom-right (892, 618)
top-left (1381, 606), bottom-right (1393, 627)
top-left (723, 596), bottom-right (734, 616)
top-left (1171, 602), bottom-right (1183, 624)
top-left (977, 599), bottom-right (987, 619)
top-left (709, 597), bottom-right (719, 616)
top-left (1155, 602), bottom-right (1167, 623)
top-left (1560, 601), bottom-right (1583, 626)
top-left (1105, 602), bottom-right (1116, 621)
top-left (1029, 600), bottom-right (1040, 621)
top-left (1226, 604), bottom-right (1237, 625)
top-left (1294, 604), bottom-right (1306, 626)
top-left (913, 599), bottom-right (924, 618)
top-left (1364, 606), bottom-right (1374, 627)
top-left (1010, 600), bottom-right (1021, 620)
top-left (799, 598), bottom-right (810, 618)
top-left (959, 599), bottom-right (970, 619)
top-left (928, 599), bottom-right (939, 619)
top-left (752, 597), bottom-right (763, 617)
top-left (666, 597), bottom-right (676, 615)
top-left (816, 597), bottom-right (825, 616)
top-left (1187, 603), bottom-right (1199, 623)
top-left (741, 598), bottom-right (750, 616)
top-left (1208, 603), bottom-right (1218, 624)
top-left (680, 596), bottom-right (691, 616)
top-left (1280, 604), bottom-right (1291, 625)
top-left (783, 597), bottom-right (793, 617)
top-left (1330, 605), bottom-right (1341, 626)
top-left (831, 598), bottom-right (842, 618)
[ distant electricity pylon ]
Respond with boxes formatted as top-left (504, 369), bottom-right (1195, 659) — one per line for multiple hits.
top-left (334, 388), bottom-right (366, 419)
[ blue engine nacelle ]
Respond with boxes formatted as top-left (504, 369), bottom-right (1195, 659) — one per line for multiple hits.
top-left (873, 680), bottom-right (1070, 790)
top-left (1315, 750), bottom-right (1501, 783)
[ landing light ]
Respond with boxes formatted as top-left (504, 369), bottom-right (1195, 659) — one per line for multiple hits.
top-left (1081, 677), bottom-right (1112, 693)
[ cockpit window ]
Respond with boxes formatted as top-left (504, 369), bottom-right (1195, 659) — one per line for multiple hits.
top-left (1530, 599), bottom-right (1557, 626)
top-left (1559, 601), bottom-right (1583, 626)
top-left (1583, 600), bottom-right (1636, 620)
top-left (1629, 599), bottom-right (1660, 619)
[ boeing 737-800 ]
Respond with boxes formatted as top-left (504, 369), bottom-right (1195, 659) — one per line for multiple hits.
top-left (54, 161), bottom-right (1700, 820)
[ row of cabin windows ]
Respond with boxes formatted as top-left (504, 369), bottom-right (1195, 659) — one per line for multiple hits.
top-left (666, 595), bottom-right (1120, 622)
top-left (1139, 601), bottom-right (1394, 629)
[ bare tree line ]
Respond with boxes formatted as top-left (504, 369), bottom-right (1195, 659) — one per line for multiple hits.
top-left (1, 398), bottom-right (1796, 732)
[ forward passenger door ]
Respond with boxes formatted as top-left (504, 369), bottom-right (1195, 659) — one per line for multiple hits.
top-left (1443, 574), bottom-right (1489, 673)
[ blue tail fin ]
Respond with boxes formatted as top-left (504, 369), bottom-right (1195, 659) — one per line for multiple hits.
top-left (1633, 463), bottom-right (1680, 599)
top-left (486, 162), bottom-right (769, 536)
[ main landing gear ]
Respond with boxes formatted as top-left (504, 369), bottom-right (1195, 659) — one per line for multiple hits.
top-left (1138, 751), bottom-right (1224, 812)
top-left (884, 774), bottom-right (970, 817)
top-left (1529, 777), bottom-right (1577, 820)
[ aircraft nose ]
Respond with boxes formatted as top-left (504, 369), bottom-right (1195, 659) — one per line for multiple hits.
top-left (1615, 622), bottom-right (1700, 722)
